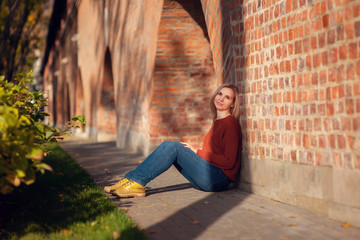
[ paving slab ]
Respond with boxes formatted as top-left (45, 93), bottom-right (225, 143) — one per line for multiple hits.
top-left (61, 140), bottom-right (360, 240)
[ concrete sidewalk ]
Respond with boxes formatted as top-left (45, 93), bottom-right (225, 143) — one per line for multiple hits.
top-left (61, 140), bottom-right (360, 240)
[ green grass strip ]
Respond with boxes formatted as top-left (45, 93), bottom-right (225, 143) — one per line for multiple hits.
top-left (0, 144), bottom-right (148, 240)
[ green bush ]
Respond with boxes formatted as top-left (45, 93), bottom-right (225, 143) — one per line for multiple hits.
top-left (0, 72), bottom-right (85, 194)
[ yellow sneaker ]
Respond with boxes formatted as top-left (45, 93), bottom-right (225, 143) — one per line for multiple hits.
top-left (112, 179), bottom-right (146, 198)
top-left (104, 178), bottom-right (128, 193)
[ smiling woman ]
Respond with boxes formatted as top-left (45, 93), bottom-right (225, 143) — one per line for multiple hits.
top-left (210, 83), bottom-right (241, 121)
top-left (104, 83), bottom-right (242, 198)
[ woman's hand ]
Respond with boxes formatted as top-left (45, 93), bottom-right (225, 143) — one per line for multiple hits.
top-left (181, 142), bottom-right (196, 153)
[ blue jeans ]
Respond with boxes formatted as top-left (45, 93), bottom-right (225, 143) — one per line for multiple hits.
top-left (125, 141), bottom-right (230, 192)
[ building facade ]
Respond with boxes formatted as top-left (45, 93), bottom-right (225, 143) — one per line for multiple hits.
top-left (41, 0), bottom-right (360, 227)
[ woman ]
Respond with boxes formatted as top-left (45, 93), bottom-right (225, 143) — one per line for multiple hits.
top-left (104, 83), bottom-right (242, 197)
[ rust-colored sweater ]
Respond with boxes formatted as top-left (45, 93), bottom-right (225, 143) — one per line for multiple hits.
top-left (196, 115), bottom-right (242, 182)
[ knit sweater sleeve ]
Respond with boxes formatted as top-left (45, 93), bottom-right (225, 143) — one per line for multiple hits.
top-left (196, 116), bottom-right (241, 171)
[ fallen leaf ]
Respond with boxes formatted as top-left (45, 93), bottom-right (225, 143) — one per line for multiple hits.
top-left (342, 223), bottom-right (352, 228)
top-left (289, 216), bottom-right (297, 218)
top-left (62, 229), bottom-right (70, 235)
top-left (91, 221), bottom-right (97, 226)
top-left (203, 201), bottom-right (211, 205)
top-left (192, 220), bottom-right (200, 225)
top-left (121, 207), bottom-right (129, 211)
top-left (248, 208), bottom-right (260, 215)
top-left (288, 224), bottom-right (298, 227)
top-left (136, 160), bottom-right (143, 164)
top-left (112, 230), bottom-right (121, 239)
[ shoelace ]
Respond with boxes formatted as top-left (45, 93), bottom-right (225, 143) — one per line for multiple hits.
top-left (122, 180), bottom-right (135, 188)
top-left (113, 179), bottom-right (127, 188)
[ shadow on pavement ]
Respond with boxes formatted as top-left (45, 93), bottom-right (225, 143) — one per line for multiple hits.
top-left (146, 183), bottom-right (194, 196)
top-left (61, 140), bottom-right (144, 188)
top-left (145, 190), bottom-right (250, 239)
top-left (61, 140), bottom-right (250, 239)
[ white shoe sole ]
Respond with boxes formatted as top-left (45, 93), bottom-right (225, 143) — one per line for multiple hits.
top-left (112, 192), bottom-right (146, 198)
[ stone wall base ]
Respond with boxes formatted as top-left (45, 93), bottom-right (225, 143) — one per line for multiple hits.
top-left (116, 128), bottom-right (150, 156)
top-left (239, 158), bottom-right (360, 227)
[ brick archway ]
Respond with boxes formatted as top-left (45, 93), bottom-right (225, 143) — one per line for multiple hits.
top-left (150, 0), bottom-right (217, 150)
top-left (97, 48), bottom-right (116, 141)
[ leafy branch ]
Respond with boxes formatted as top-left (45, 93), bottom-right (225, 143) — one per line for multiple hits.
top-left (0, 72), bottom-right (86, 194)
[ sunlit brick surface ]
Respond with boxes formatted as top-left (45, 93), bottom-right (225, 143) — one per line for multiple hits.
top-left (226, 0), bottom-right (360, 169)
top-left (151, 0), bottom-right (216, 150)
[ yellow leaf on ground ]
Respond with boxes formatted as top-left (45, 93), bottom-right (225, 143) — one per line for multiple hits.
top-left (248, 208), bottom-right (260, 215)
top-left (62, 229), bottom-right (70, 235)
top-left (288, 224), bottom-right (298, 227)
top-left (342, 223), bottom-right (352, 228)
top-left (112, 230), bottom-right (121, 239)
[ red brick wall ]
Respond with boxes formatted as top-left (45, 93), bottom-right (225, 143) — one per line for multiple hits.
top-left (97, 49), bottom-right (116, 138)
top-left (223, 0), bottom-right (360, 170)
top-left (202, 0), bottom-right (360, 226)
top-left (150, 0), bottom-right (217, 150)
top-left (43, 0), bottom-right (360, 169)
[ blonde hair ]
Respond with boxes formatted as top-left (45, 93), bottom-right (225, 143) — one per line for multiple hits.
top-left (210, 83), bottom-right (240, 121)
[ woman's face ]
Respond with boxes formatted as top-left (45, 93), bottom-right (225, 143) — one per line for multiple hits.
top-left (214, 87), bottom-right (234, 112)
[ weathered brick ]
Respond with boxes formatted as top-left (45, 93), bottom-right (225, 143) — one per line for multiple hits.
top-left (303, 134), bottom-right (310, 149)
top-left (346, 64), bottom-right (355, 80)
top-left (318, 32), bottom-right (326, 48)
top-left (336, 9), bottom-right (344, 23)
top-left (339, 44), bottom-right (347, 59)
top-left (345, 23), bottom-right (355, 39)
top-left (329, 48), bottom-right (338, 64)
top-left (337, 135), bottom-right (346, 149)
top-left (334, 152), bottom-right (343, 167)
top-left (313, 53), bottom-right (321, 68)
top-left (356, 21), bottom-right (360, 37)
top-left (327, 29), bottom-right (336, 44)
top-left (327, 102), bottom-right (334, 115)
top-left (323, 14), bottom-right (330, 28)
top-left (346, 99), bottom-right (354, 114)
